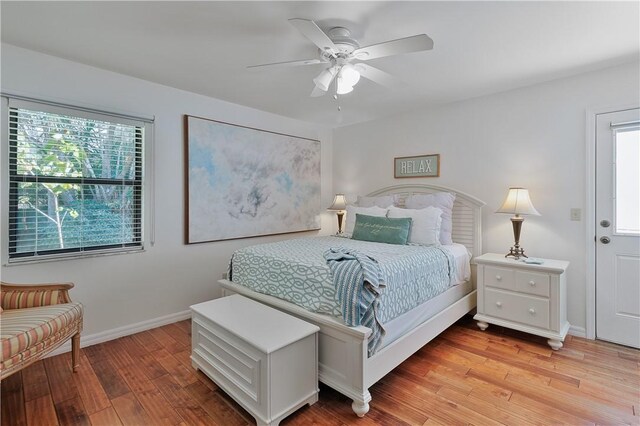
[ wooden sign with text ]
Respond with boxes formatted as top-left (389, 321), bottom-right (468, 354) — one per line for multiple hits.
top-left (394, 154), bottom-right (440, 178)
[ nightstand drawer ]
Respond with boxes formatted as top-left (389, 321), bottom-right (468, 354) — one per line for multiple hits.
top-left (484, 266), bottom-right (515, 290)
top-left (516, 271), bottom-right (550, 297)
top-left (484, 288), bottom-right (550, 329)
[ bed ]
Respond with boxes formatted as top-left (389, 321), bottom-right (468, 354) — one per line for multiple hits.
top-left (219, 184), bottom-right (484, 416)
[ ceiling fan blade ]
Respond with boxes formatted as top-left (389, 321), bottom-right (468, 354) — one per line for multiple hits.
top-left (310, 86), bottom-right (326, 97)
top-left (289, 18), bottom-right (338, 57)
top-left (353, 34), bottom-right (433, 61)
top-left (354, 63), bottom-right (403, 89)
top-left (247, 58), bottom-right (325, 69)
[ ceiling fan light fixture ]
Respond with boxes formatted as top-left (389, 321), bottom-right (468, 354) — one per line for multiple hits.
top-left (313, 66), bottom-right (337, 91)
top-left (339, 64), bottom-right (361, 87)
top-left (336, 76), bottom-right (354, 95)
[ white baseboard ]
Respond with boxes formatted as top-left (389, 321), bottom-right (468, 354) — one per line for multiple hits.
top-left (48, 309), bottom-right (192, 358)
top-left (45, 312), bottom-right (590, 357)
top-left (568, 324), bottom-right (587, 338)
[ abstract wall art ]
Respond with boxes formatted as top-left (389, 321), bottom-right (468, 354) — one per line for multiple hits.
top-left (184, 115), bottom-right (321, 243)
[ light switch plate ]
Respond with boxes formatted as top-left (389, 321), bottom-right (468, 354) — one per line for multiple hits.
top-left (570, 208), bottom-right (581, 221)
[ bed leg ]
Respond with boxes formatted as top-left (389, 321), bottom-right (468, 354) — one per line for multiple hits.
top-left (351, 400), bottom-right (370, 417)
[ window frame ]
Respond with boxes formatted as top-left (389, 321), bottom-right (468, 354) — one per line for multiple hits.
top-left (2, 95), bottom-right (154, 264)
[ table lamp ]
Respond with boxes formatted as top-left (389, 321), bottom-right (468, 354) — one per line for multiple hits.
top-left (327, 194), bottom-right (347, 234)
top-left (496, 187), bottom-right (540, 259)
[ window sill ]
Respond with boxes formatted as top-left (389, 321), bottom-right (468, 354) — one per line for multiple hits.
top-left (4, 246), bottom-right (146, 266)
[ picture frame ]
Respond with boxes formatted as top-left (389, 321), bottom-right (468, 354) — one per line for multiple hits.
top-left (394, 154), bottom-right (440, 178)
top-left (184, 115), bottom-right (321, 244)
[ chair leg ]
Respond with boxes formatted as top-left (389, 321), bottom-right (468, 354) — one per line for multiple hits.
top-left (71, 333), bottom-right (81, 372)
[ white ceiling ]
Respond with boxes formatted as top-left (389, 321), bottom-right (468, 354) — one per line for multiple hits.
top-left (2, 1), bottom-right (639, 127)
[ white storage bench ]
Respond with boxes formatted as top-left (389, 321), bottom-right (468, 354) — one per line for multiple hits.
top-left (190, 294), bottom-right (320, 426)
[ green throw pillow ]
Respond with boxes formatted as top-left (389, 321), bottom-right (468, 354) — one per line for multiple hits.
top-left (351, 214), bottom-right (412, 245)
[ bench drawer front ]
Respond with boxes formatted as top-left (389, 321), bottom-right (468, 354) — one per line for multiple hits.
top-left (192, 316), bottom-right (264, 411)
top-left (484, 288), bottom-right (550, 330)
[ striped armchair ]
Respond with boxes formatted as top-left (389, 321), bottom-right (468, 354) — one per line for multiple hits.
top-left (0, 282), bottom-right (83, 380)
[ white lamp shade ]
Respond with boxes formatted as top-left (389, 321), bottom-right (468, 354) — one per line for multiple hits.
top-left (336, 64), bottom-right (360, 94)
top-left (328, 194), bottom-right (348, 211)
top-left (339, 64), bottom-right (361, 86)
top-left (313, 67), bottom-right (337, 92)
top-left (496, 187), bottom-right (541, 216)
top-left (336, 77), bottom-right (354, 94)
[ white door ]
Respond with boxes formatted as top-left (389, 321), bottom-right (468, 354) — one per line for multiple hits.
top-left (596, 108), bottom-right (640, 348)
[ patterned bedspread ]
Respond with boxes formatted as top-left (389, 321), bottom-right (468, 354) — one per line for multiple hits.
top-left (229, 236), bottom-right (456, 327)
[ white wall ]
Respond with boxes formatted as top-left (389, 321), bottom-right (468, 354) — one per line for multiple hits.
top-left (2, 43), bottom-right (637, 340)
top-left (333, 61), bottom-right (640, 332)
top-left (0, 44), bottom-right (334, 339)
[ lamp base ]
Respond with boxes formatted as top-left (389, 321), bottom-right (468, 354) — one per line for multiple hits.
top-left (336, 211), bottom-right (345, 235)
top-left (505, 216), bottom-right (528, 260)
top-left (505, 245), bottom-right (528, 260)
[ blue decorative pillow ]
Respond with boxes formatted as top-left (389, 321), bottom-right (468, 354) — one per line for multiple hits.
top-left (351, 214), bottom-right (412, 245)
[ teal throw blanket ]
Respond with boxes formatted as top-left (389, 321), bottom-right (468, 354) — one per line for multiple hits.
top-left (324, 247), bottom-right (386, 354)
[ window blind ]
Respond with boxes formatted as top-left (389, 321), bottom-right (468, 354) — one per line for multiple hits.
top-left (8, 102), bottom-right (145, 260)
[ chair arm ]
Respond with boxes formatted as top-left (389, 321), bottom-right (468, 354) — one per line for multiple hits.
top-left (1, 282), bottom-right (74, 310)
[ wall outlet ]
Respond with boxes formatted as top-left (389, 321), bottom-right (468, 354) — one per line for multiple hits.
top-left (570, 208), bottom-right (582, 221)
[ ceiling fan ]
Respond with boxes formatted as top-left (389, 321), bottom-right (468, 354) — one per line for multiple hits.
top-left (248, 19), bottom-right (434, 99)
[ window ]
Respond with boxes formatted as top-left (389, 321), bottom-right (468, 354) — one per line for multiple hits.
top-left (7, 99), bottom-right (149, 261)
top-left (614, 125), bottom-right (640, 235)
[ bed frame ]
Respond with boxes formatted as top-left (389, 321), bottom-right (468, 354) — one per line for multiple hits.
top-left (219, 184), bottom-right (484, 417)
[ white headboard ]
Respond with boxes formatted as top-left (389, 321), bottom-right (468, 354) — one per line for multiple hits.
top-left (366, 184), bottom-right (485, 259)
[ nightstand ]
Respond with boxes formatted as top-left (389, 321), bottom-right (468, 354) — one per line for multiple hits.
top-left (473, 253), bottom-right (570, 350)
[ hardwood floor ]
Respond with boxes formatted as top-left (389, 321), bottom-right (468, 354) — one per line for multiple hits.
top-left (2, 316), bottom-right (639, 425)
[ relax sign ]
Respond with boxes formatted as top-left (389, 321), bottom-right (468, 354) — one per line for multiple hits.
top-left (394, 154), bottom-right (440, 178)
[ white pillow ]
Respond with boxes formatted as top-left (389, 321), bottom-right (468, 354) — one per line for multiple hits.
top-left (356, 195), bottom-right (395, 208)
top-left (388, 206), bottom-right (443, 246)
top-left (344, 205), bottom-right (388, 235)
top-left (405, 192), bottom-right (456, 245)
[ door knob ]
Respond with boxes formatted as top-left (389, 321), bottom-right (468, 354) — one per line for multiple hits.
top-left (600, 236), bottom-right (611, 244)
top-left (600, 220), bottom-right (610, 228)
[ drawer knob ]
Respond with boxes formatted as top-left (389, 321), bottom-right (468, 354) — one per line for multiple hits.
top-left (496, 301), bottom-right (502, 308)
top-left (496, 275), bottom-right (502, 281)
top-left (529, 280), bottom-right (536, 286)
top-left (529, 308), bottom-right (536, 315)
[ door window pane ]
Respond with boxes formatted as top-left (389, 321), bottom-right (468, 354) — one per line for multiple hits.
top-left (615, 127), bottom-right (640, 234)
